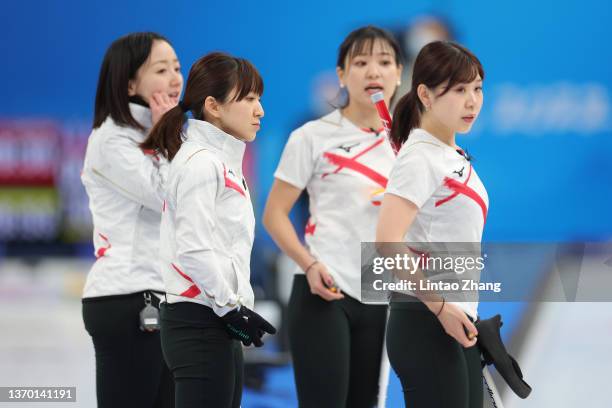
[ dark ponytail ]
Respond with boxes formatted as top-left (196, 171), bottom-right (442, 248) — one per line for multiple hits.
top-left (141, 105), bottom-right (186, 160)
top-left (142, 52), bottom-right (264, 161)
top-left (390, 40), bottom-right (484, 147)
top-left (390, 90), bottom-right (423, 147)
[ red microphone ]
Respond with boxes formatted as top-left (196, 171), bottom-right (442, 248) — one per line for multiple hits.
top-left (370, 91), bottom-right (399, 154)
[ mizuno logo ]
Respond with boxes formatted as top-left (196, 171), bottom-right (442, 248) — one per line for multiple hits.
top-left (337, 143), bottom-right (360, 153)
top-left (453, 167), bottom-right (465, 177)
top-left (322, 138), bottom-right (388, 187)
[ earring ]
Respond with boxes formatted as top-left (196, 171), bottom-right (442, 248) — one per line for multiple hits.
top-left (397, 80), bottom-right (401, 86)
top-left (340, 83), bottom-right (345, 88)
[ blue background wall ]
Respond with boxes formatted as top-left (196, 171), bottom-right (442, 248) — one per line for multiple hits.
top-left (3, 0), bottom-right (611, 243)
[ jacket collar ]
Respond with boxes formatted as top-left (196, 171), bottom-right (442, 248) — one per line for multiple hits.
top-left (184, 119), bottom-right (246, 171)
top-left (128, 103), bottom-right (153, 131)
top-left (409, 128), bottom-right (459, 153)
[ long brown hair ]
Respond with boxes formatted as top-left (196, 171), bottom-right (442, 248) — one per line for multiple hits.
top-left (141, 52), bottom-right (263, 161)
top-left (390, 41), bottom-right (484, 147)
top-left (93, 32), bottom-right (169, 130)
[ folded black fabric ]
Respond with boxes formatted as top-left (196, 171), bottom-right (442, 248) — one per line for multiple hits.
top-left (475, 315), bottom-right (532, 399)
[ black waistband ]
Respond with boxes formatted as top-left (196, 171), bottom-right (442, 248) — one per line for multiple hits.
top-left (389, 292), bottom-right (474, 322)
top-left (160, 301), bottom-right (225, 329)
top-left (82, 290), bottom-right (165, 304)
top-left (389, 292), bottom-right (428, 310)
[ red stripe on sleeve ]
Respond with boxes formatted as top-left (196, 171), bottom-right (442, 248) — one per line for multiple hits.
top-left (171, 263), bottom-right (202, 298)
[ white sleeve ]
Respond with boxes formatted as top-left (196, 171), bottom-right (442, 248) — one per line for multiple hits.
top-left (273, 128), bottom-right (314, 190)
top-left (386, 146), bottom-right (441, 208)
top-left (92, 131), bottom-right (167, 213)
top-left (174, 158), bottom-right (238, 316)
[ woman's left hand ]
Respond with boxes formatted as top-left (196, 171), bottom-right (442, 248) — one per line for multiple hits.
top-left (150, 92), bottom-right (177, 125)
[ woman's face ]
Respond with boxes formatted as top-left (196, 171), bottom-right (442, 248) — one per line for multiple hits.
top-left (337, 39), bottom-right (402, 109)
top-left (128, 40), bottom-right (183, 104)
top-left (429, 76), bottom-right (483, 134)
top-left (218, 91), bottom-right (265, 142)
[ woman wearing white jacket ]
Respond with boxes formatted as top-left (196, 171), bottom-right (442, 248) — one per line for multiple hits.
top-left (81, 32), bottom-right (182, 408)
top-left (141, 52), bottom-right (276, 408)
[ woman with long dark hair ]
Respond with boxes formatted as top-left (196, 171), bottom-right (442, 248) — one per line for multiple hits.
top-left (377, 40), bottom-right (487, 408)
top-left (81, 32), bottom-right (183, 407)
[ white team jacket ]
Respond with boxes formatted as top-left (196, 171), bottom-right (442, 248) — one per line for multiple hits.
top-left (81, 103), bottom-right (167, 298)
top-left (160, 119), bottom-right (255, 316)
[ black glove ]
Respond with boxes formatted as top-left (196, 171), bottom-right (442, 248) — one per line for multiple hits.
top-left (221, 306), bottom-right (277, 347)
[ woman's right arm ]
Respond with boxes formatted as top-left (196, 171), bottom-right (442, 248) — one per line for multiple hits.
top-left (174, 158), bottom-right (239, 316)
top-left (89, 131), bottom-right (167, 213)
top-left (89, 97), bottom-right (176, 213)
top-left (263, 179), bottom-right (343, 301)
top-left (376, 192), bottom-right (477, 348)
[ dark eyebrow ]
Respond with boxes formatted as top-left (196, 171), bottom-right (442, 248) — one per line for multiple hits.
top-left (151, 58), bottom-right (179, 65)
top-left (353, 51), bottom-right (394, 58)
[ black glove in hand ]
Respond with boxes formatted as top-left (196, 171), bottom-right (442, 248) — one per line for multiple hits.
top-left (221, 306), bottom-right (277, 347)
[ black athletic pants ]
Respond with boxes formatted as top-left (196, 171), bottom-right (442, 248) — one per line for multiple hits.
top-left (160, 302), bottom-right (243, 408)
top-left (287, 275), bottom-right (388, 408)
top-left (82, 291), bottom-right (174, 408)
top-left (386, 295), bottom-right (483, 408)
